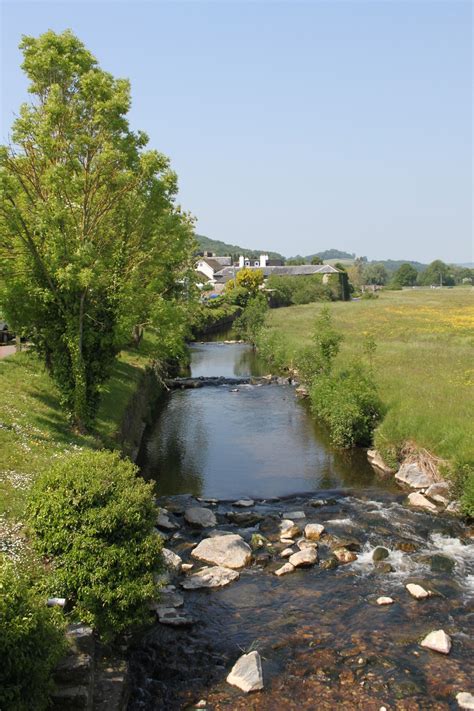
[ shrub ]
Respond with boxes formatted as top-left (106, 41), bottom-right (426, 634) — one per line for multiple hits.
top-left (0, 556), bottom-right (65, 711)
top-left (28, 450), bottom-right (163, 641)
top-left (294, 345), bottom-right (325, 384)
top-left (234, 294), bottom-right (268, 345)
top-left (310, 362), bottom-right (385, 448)
top-left (255, 329), bottom-right (289, 372)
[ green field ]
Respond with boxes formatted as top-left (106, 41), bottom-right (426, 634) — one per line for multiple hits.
top-left (265, 288), bottom-right (474, 476)
top-left (0, 336), bottom-right (158, 529)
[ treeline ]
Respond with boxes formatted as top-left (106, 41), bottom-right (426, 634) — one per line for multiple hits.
top-left (346, 259), bottom-right (473, 290)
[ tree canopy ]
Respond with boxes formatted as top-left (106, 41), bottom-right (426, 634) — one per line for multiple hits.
top-left (0, 30), bottom-right (195, 429)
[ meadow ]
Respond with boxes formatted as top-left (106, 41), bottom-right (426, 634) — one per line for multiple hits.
top-left (265, 287), bottom-right (474, 478)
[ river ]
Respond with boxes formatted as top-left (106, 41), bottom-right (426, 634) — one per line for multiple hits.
top-left (130, 342), bottom-right (474, 710)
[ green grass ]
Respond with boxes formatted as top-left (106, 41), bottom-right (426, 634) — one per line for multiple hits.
top-left (265, 288), bottom-right (474, 473)
top-left (0, 336), bottom-right (157, 523)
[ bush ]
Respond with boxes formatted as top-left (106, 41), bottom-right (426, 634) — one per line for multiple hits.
top-left (28, 450), bottom-right (163, 641)
top-left (294, 345), bottom-right (325, 384)
top-left (0, 556), bottom-right (65, 711)
top-left (310, 362), bottom-right (385, 448)
top-left (255, 329), bottom-right (289, 372)
top-left (234, 294), bottom-right (268, 345)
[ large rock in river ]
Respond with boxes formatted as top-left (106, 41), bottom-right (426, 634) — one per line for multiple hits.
top-left (191, 534), bottom-right (252, 569)
top-left (227, 651), bottom-right (264, 692)
top-left (289, 548), bottom-right (318, 567)
top-left (184, 506), bottom-right (217, 528)
top-left (395, 463), bottom-right (435, 489)
top-left (407, 492), bottom-right (437, 513)
top-left (181, 566), bottom-right (239, 589)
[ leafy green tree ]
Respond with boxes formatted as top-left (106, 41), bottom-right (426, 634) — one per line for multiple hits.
top-left (417, 260), bottom-right (454, 286)
top-left (0, 31), bottom-right (193, 429)
top-left (233, 293), bottom-right (268, 345)
top-left (362, 263), bottom-right (388, 285)
top-left (312, 306), bottom-right (344, 373)
top-left (391, 263), bottom-right (418, 286)
top-left (310, 255), bottom-right (323, 265)
top-left (225, 267), bottom-right (264, 299)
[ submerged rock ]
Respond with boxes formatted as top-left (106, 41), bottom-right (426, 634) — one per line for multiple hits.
top-left (184, 507), bottom-right (217, 528)
top-left (430, 554), bottom-right (455, 573)
top-left (374, 562), bottom-right (393, 574)
top-left (226, 651), bottom-right (264, 692)
top-left (181, 566), bottom-right (239, 589)
top-left (304, 523), bottom-right (325, 541)
top-left (226, 511), bottom-right (263, 526)
top-left (320, 558), bottom-right (338, 570)
top-left (285, 510), bottom-right (306, 520)
top-left (289, 548), bottom-right (318, 567)
top-left (420, 629), bottom-right (452, 654)
top-left (372, 546), bottom-right (390, 562)
top-left (191, 534), bottom-right (251, 569)
top-left (233, 499), bottom-right (255, 508)
top-left (395, 463), bottom-right (435, 489)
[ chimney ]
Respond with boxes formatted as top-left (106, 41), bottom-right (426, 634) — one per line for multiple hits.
top-left (259, 254), bottom-right (268, 267)
top-left (239, 255), bottom-right (245, 268)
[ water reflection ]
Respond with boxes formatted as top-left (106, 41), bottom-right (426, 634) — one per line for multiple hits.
top-left (139, 343), bottom-right (397, 498)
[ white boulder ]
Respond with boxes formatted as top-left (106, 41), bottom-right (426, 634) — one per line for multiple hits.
top-left (191, 534), bottom-right (251, 569)
top-left (304, 523), bottom-right (325, 540)
top-left (376, 596), bottom-right (394, 605)
top-left (406, 583), bottom-right (430, 599)
top-left (289, 548), bottom-right (318, 568)
top-left (407, 492), bottom-right (438, 513)
top-left (226, 651), bottom-right (264, 692)
top-left (457, 692), bottom-right (474, 710)
top-left (420, 629), bottom-right (452, 654)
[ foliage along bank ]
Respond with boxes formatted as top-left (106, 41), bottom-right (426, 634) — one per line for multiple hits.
top-left (0, 30), bottom-right (196, 431)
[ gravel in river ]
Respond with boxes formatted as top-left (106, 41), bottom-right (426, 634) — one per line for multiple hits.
top-left (128, 492), bottom-right (474, 710)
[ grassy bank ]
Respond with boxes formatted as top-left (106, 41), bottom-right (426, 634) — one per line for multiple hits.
top-left (0, 335), bottom-right (159, 525)
top-left (264, 288), bottom-right (474, 483)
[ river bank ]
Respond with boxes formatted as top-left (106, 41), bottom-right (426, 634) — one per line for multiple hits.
top-left (260, 288), bottom-right (474, 514)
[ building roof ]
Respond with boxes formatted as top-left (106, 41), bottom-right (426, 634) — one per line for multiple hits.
top-left (214, 264), bottom-right (340, 282)
top-left (197, 257), bottom-right (223, 272)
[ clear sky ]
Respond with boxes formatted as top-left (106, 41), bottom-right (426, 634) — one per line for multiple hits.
top-left (1, 0), bottom-right (472, 262)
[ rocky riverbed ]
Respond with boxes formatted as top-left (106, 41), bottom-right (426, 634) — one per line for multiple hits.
top-left (128, 490), bottom-right (473, 710)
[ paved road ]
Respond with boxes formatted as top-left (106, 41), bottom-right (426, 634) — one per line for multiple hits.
top-left (0, 345), bottom-right (17, 359)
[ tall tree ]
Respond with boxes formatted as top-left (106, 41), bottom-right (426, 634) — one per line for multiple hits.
top-left (391, 263), bottom-right (418, 286)
top-left (0, 31), bottom-right (194, 429)
top-left (417, 260), bottom-right (454, 287)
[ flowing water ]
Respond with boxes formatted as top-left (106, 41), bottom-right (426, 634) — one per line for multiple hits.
top-left (130, 343), bottom-right (474, 711)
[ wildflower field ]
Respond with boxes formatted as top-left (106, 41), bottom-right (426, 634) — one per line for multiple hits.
top-left (266, 287), bottom-right (474, 478)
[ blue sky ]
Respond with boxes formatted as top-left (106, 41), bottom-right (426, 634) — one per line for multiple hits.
top-left (1, 0), bottom-right (472, 262)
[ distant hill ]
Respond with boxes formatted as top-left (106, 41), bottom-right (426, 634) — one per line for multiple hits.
top-left (196, 234), bottom-right (285, 261)
top-left (196, 236), bottom-right (435, 272)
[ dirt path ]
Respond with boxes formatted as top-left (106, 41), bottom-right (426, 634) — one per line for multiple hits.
top-left (0, 345), bottom-right (18, 359)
